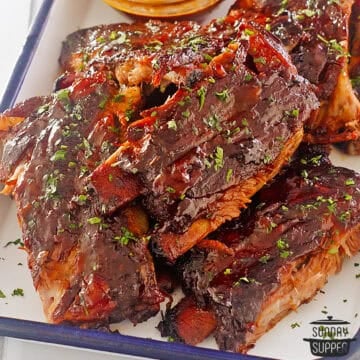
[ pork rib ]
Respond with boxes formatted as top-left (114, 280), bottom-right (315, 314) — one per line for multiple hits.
top-left (90, 22), bottom-right (318, 262)
top-left (231, 0), bottom-right (360, 144)
top-left (165, 145), bottom-right (360, 352)
top-left (0, 72), bottom-right (164, 325)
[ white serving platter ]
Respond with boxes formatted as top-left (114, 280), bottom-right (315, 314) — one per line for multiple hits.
top-left (0, 1), bottom-right (359, 360)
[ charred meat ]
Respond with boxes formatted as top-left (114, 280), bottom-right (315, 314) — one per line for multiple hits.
top-left (231, 0), bottom-right (360, 144)
top-left (89, 23), bottom-right (318, 262)
top-left (0, 72), bottom-right (163, 325)
top-left (170, 145), bottom-right (360, 352)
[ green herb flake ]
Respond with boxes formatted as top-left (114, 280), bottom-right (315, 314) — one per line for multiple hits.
top-left (4, 238), bottom-right (24, 248)
top-left (125, 109), bottom-right (135, 122)
top-left (87, 217), bottom-right (102, 225)
top-left (179, 193), bottom-right (186, 201)
top-left (113, 94), bottom-right (125, 103)
top-left (96, 36), bottom-right (106, 44)
top-left (215, 89), bottom-right (230, 102)
top-left (114, 227), bottom-right (138, 246)
top-left (11, 288), bottom-right (24, 297)
top-left (243, 28), bottom-right (255, 36)
top-left (244, 73), bottom-right (253, 82)
top-left (208, 77), bottom-right (216, 84)
top-left (0, 290), bottom-right (5, 299)
top-left (214, 146), bottom-right (224, 171)
top-left (203, 114), bottom-right (222, 131)
top-left (276, 238), bottom-right (289, 250)
top-left (253, 57), bottom-right (266, 65)
top-left (37, 104), bottom-right (50, 115)
top-left (328, 247), bottom-right (338, 255)
top-left (167, 120), bottom-right (178, 131)
top-left (166, 186), bottom-right (176, 194)
top-left (51, 149), bottom-right (67, 162)
top-left (182, 109), bottom-right (190, 118)
top-left (281, 205), bottom-right (289, 212)
top-left (109, 31), bottom-right (118, 40)
top-left (77, 194), bottom-right (88, 203)
top-left (197, 86), bottom-right (207, 110)
top-left (226, 168), bottom-right (233, 183)
top-left (344, 194), bottom-right (353, 201)
top-left (223, 268), bottom-right (232, 275)
top-left (259, 254), bottom-right (271, 264)
top-left (56, 89), bottom-right (70, 103)
top-left (291, 322), bottom-right (300, 329)
top-left (267, 221), bottom-right (277, 233)
top-left (98, 96), bottom-right (108, 109)
top-left (345, 178), bottom-right (355, 186)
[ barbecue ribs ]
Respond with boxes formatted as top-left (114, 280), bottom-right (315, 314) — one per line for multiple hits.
top-left (231, 0), bottom-right (360, 144)
top-left (0, 72), bottom-right (164, 325)
top-left (159, 145), bottom-right (360, 352)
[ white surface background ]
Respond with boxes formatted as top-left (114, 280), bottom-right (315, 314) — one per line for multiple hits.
top-left (0, 1), bottom-right (148, 359)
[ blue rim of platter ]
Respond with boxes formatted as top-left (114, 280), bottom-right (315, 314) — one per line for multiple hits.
top-left (0, 1), bottom-right (359, 359)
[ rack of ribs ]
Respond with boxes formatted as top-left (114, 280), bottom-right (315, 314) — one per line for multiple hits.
top-left (88, 21), bottom-right (318, 262)
top-left (0, 72), bottom-right (164, 325)
top-left (230, 0), bottom-right (360, 144)
top-left (159, 144), bottom-right (360, 352)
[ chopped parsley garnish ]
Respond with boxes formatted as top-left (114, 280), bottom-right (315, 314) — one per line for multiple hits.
top-left (317, 35), bottom-right (350, 59)
top-left (259, 254), bottom-right (271, 264)
top-left (0, 290), bottom-right (5, 299)
top-left (244, 73), bottom-right (253, 82)
top-left (243, 28), bottom-right (255, 36)
top-left (4, 238), bottom-right (24, 248)
top-left (87, 217), bottom-right (102, 225)
top-left (11, 288), bottom-right (24, 297)
top-left (179, 193), bottom-right (186, 201)
top-left (291, 322), bottom-right (301, 329)
top-left (166, 187), bottom-right (176, 193)
top-left (98, 96), bottom-right (108, 109)
top-left (203, 114), bottom-right (222, 131)
top-left (51, 149), bottom-right (67, 162)
top-left (328, 247), bottom-right (338, 255)
top-left (344, 194), bottom-right (352, 201)
top-left (267, 221), bottom-right (277, 233)
top-left (214, 146), bottom-right (224, 171)
top-left (263, 154), bottom-right (272, 164)
top-left (345, 178), bottom-right (355, 186)
top-left (276, 238), bottom-right (292, 258)
top-left (215, 89), bottom-right (230, 102)
top-left (226, 168), bottom-right (233, 183)
top-left (167, 120), bottom-right (178, 131)
top-left (197, 86), bottom-right (206, 110)
top-left (253, 57), bottom-right (266, 65)
top-left (125, 109), bottom-right (135, 122)
top-left (223, 268), bottom-right (232, 275)
top-left (37, 104), bottom-right (49, 115)
top-left (182, 109), bottom-right (190, 118)
top-left (56, 89), bottom-right (70, 103)
top-left (113, 94), bottom-right (125, 103)
top-left (114, 227), bottom-right (138, 246)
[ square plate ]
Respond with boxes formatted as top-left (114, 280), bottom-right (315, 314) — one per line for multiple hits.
top-left (0, 1), bottom-right (359, 359)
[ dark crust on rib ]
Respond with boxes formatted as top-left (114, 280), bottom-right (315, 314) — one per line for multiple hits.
top-left (89, 22), bottom-right (318, 262)
top-left (231, 0), bottom-right (360, 144)
top-left (179, 145), bottom-right (360, 351)
top-left (0, 72), bottom-right (163, 325)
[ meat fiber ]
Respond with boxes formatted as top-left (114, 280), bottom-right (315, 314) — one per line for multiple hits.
top-left (165, 145), bottom-right (360, 352)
